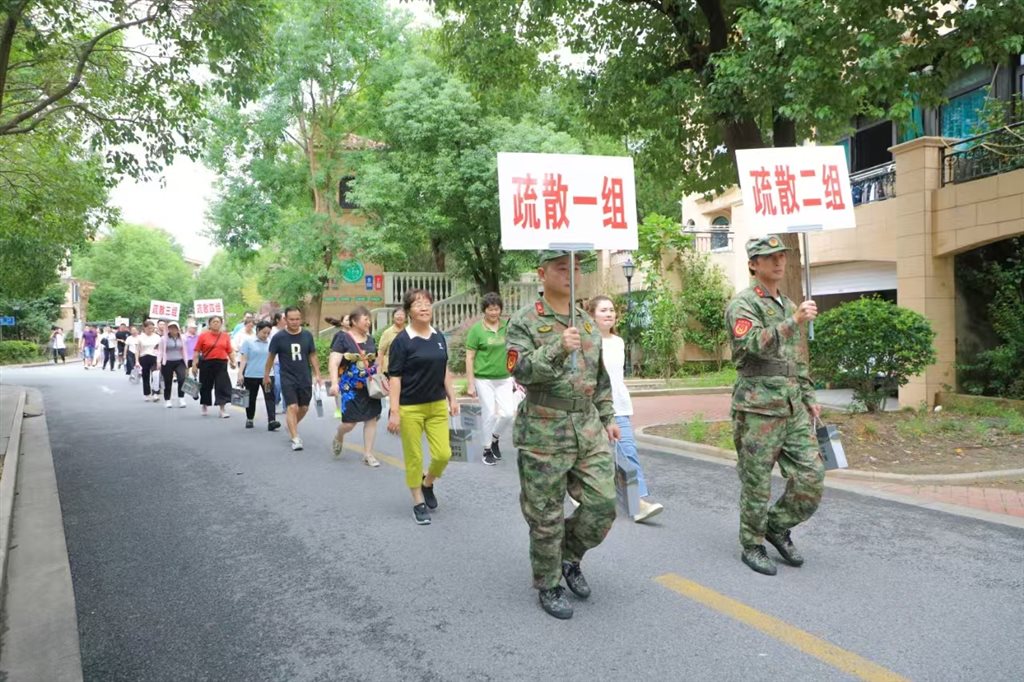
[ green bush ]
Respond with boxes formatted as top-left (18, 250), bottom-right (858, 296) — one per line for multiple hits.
top-left (811, 297), bottom-right (936, 412)
top-left (639, 284), bottom-right (686, 378)
top-left (0, 340), bottom-right (43, 364)
top-left (315, 335), bottom-right (332, 376)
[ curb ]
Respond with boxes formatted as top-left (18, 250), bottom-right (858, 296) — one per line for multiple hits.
top-left (0, 388), bottom-right (84, 681)
top-left (3, 358), bottom-right (84, 369)
top-left (629, 386), bottom-right (732, 397)
top-left (637, 424), bottom-right (1024, 484)
top-left (634, 432), bottom-right (1024, 530)
top-left (0, 387), bottom-right (27, 597)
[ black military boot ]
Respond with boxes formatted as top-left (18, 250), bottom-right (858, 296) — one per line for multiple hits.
top-left (766, 529), bottom-right (805, 567)
top-left (741, 545), bottom-right (777, 576)
top-left (562, 561), bottom-right (591, 598)
top-left (490, 436), bottom-right (502, 460)
top-left (539, 586), bottom-right (573, 619)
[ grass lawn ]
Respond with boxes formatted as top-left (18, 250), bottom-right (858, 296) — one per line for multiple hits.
top-left (647, 402), bottom-right (1024, 475)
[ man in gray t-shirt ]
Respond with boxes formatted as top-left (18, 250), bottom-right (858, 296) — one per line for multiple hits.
top-left (265, 307), bottom-right (321, 451)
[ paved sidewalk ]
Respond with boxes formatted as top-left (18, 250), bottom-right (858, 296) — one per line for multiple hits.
top-left (848, 481), bottom-right (1024, 518)
top-left (630, 392), bottom-right (732, 428)
top-left (630, 393), bottom-right (1024, 520)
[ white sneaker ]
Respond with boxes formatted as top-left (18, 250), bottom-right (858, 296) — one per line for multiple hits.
top-left (633, 499), bottom-right (665, 523)
top-left (291, 438), bottom-right (304, 451)
top-left (178, 398), bottom-right (187, 408)
top-left (165, 400), bottom-right (173, 408)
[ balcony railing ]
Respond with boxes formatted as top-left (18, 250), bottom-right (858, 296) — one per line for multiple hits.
top-left (383, 272), bottom-right (458, 306)
top-left (942, 121), bottom-right (1024, 185)
top-left (850, 161), bottom-right (896, 206)
top-left (684, 229), bottom-right (734, 253)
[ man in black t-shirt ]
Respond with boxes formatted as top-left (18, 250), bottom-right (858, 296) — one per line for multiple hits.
top-left (115, 323), bottom-right (130, 368)
top-left (265, 307), bottom-right (321, 451)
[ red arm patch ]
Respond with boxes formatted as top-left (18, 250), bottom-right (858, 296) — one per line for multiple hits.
top-left (506, 349), bottom-right (519, 373)
top-left (733, 319), bottom-right (753, 339)
top-left (534, 301), bottom-right (545, 315)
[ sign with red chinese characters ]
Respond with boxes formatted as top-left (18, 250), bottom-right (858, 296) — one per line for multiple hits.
top-left (736, 146), bottom-right (856, 234)
top-left (148, 300), bottom-right (181, 321)
top-left (497, 152), bottom-right (638, 250)
top-left (192, 298), bottom-right (224, 319)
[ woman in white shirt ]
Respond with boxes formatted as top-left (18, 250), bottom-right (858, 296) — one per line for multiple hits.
top-left (588, 295), bottom-right (664, 523)
top-left (134, 320), bottom-right (163, 402)
top-left (124, 326), bottom-right (139, 376)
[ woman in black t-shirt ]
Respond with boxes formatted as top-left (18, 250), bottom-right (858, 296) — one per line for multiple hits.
top-left (386, 289), bottom-right (460, 525)
top-left (328, 306), bottom-right (383, 467)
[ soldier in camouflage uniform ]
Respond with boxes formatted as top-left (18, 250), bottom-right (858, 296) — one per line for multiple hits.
top-left (724, 235), bottom-right (825, 576)
top-left (506, 250), bottom-right (620, 619)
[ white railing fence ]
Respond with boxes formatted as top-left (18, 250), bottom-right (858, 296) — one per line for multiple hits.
top-left (383, 272), bottom-right (459, 306)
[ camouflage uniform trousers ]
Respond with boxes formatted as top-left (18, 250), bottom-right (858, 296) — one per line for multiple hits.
top-left (732, 405), bottom-right (825, 548)
top-left (517, 441), bottom-right (616, 590)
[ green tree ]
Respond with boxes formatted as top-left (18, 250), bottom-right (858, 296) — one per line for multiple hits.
top-left (72, 223), bottom-right (194, 322)
top-left (635, 213), bottom-right (694, 281)
top-left (436, 0), bottom-right (1024, 297)
top-left (958, 237), bottom-right (1024, 399)
top-left (192, 251), bottom-right (267, 322)
top-left (0, 132), bottom-right (113, 297)
top-left (678, 251), bottom-right (732, 370)
top-left (204, 0), bottom-right (404, 332)
top-left (351, 57), bottom-right (582, 294)
top-left (1, 0), bottom-right (274, 178)
top-left (638, 284), bottom-right (687, 379)
top-left (0, 282), bottom-right (65, 342)
top-left (811, 297), bottom-right (937, 412)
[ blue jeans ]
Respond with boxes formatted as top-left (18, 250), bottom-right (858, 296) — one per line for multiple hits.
top-left (615, 415), bottom-right (649, 498)
top-left (274, 364), bottom-right (282, 405)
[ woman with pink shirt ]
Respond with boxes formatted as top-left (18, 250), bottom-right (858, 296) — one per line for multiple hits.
top-left (157, 321), bottom-right (189, 408)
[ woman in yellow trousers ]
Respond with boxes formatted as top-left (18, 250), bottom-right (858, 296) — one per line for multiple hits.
top-left (386, 288), bottom-right (460, 525)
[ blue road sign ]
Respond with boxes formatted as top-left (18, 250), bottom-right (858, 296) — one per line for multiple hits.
top-left (0, 316), bottom-right (15, 326)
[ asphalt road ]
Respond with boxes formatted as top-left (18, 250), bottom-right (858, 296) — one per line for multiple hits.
top-left (7, 363), bottom-right (1024, 681)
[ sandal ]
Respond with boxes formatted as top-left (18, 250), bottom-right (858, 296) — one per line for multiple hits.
top-left (332, 439), bottom-right (344, 458)
top-left (363, 454), bottom-right (380, 468)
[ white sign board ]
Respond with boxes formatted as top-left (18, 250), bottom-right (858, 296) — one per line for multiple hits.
top-left (115, 316), bottom-right (130, 327)
top-left (193, 298), bottom-right (225, 318)
top-left (148, 300), bottom-right (181, 321)
top-left (498, 152), bottom-right (638, 250)
top-left (736, 146), bottom-right (856, 234)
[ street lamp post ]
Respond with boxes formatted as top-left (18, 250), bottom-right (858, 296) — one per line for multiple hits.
top-left (622, 259), bottom-right (635, 377)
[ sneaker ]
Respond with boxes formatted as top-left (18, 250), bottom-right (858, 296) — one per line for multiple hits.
top-left (219, 410), bottom-right (231, 419)
top-left (331, 438), bottom-right (344, 458)
top-left (490, 437), bottom-right (502, 460)
top-left (421, 477), bottom-right (438, 510)
top-left (766, 529), bottom-right (805, 567)
top-left (363, 454), bottom-right (380, 468)
top-left (178, 398), bottom-right (187, 408)
top-left (268, 420), bottom-right (281, 432)
top-left (561, 561), bottom-right (591, 599)
top-left (741, 545), bottom-right (778, 576)
top-left (245, 419), bottom-right (254, 429)
top-left (291, 438), bottom-right (304, 451)
top-left (165, 400), bottom-right (173, 408)
top-left (413, 503), bottom-right (431, 525)
top-left (538, 586), bottom-right (573, 619)
top-left (633, 499), bottom-right (665, 524)
top-left (482, 449), bottom-right (497, 466)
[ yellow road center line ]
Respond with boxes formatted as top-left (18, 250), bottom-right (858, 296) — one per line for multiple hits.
top-left (341, 442), bottom-right (404, 470)
top-left (654, 573), bottom-right (909, 682)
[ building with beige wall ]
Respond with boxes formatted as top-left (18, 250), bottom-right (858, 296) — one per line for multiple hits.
top-left (680, 134), bottom-right (1024, 407)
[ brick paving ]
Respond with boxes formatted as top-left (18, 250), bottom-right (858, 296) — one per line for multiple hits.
top-left (629, 391), bottom-right (1024, 519)
top-left (630, 392), bottom-right (732, 428)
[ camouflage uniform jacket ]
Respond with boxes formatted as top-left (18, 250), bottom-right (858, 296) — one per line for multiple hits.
top-left (506, 298), bottom-right (614, 455)
top-left (724, 281), bottom-right (816, 417)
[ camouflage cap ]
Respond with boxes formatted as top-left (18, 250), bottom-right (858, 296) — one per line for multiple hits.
top-left (746, 235), bottom-right (788, 259)
top-left (537, 250), bottom-right (574, 266)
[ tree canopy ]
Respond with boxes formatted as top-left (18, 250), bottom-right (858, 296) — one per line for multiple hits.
top-left (203, 0), bottom-right (404, 332)
top-left (351, 57), bottom-right (585, 294)
top-left (72, 223), bottom-right (194, 322)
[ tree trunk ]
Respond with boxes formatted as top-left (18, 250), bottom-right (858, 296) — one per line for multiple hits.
top-left (306, 291), bottom-right (323, 337)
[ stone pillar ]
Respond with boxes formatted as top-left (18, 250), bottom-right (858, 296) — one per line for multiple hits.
top-left (890, 137), bottom-right (956, 408)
